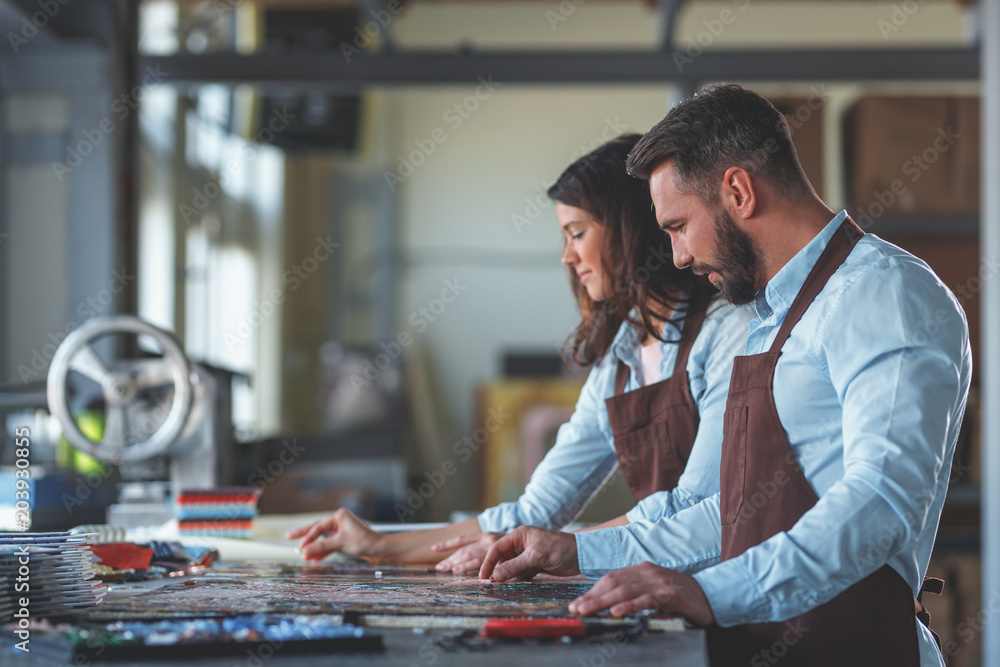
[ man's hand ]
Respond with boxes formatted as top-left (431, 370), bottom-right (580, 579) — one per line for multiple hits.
top-left (567, 563), bottom-right (715, 625)
top-left (432, 532), bottom-right (503, 574)
top-left (478, 526), bottom-right (580, 581)
top-left (285, 508), bottom-right (383, 561)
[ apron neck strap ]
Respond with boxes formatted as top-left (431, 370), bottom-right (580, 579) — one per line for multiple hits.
top-left (613, 300), bottom-right (709, 394)
top-left (767, 217), bottom-right (864, 354)
top-left (614, 358), bottom-right (629, 395)
top-left (672, 301), bottom-right (709, 376)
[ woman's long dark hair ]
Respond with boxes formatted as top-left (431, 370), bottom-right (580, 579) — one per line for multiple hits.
top-left (548, 133), bottom-right (716, 366)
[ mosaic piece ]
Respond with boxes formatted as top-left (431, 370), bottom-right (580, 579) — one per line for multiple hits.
top-left (85, 562), bottom-right (594, 623)
top-left (2, 615), bottom-right (381, 661)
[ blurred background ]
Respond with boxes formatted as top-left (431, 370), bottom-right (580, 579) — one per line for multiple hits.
top-left (0, 1), bottom-right (994, 663)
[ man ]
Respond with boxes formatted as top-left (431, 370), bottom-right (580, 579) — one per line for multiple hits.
top-left (480, 84), bottom-right (971, 666)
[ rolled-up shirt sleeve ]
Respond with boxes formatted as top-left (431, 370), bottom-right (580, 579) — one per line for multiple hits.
top-left (579, 493), bottom-right (723, 577)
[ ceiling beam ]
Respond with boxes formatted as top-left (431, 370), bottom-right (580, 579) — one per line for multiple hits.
top-left (140, 47), bottom-right (979, 89)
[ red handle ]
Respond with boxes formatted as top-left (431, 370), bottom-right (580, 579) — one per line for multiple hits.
top-left (481, 618), bottom-right (586, 639)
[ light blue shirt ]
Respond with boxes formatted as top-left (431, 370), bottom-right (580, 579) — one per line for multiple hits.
top-left (477, 297), bottom-right (753, 533)
top-left (575, 211), bottom-right (972, 667)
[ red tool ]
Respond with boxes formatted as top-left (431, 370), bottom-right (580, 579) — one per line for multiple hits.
top-left (480, 618), bottom-right (587, 639)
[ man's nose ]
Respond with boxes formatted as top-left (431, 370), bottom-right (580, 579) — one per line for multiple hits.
top-left (671, 236), bottom-right (692, 270)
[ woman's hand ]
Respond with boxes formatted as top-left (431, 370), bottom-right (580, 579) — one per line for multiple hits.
top-left (285, 508), bottom-right (384, 561)
top-left (431, 532), bottom-right (504, 574)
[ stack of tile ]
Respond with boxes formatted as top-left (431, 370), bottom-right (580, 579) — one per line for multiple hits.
top-left (0, 532), bottom-right (105, 622)
top-left (176, 488), bottom-right (262, 540)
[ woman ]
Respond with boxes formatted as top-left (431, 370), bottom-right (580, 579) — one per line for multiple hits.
top-left (287, 134), bottom-right (751, 572)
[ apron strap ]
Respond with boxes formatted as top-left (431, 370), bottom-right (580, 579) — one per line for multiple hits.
top-left (672, 302), bottom-right (709, 377)
top-left (918, 576), bottom-right (945, 601)
top-left (768, 217), bottom-right (865, 354)
top-left (613, 302), bottom-right (710, 396)
top-left (614, 359), bottom-right (629, 395)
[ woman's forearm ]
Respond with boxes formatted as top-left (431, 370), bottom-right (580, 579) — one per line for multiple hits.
top-left (369, 517), bottom-right (484, 564)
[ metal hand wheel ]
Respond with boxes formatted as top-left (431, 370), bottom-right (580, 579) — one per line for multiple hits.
top-left (46, 316), bottom-right (194, 464)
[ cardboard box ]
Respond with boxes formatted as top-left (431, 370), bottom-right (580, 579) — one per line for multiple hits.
top-left (955, 96), bottom-right (981, 216)
top-left (925, 551), bottom-right (982, 667)
top-left (770, 96), bottom-right (825, 199)
top-left (886, 235), bottom-right (981, 485)
top-left (847, 95), bottom-right (980, 217)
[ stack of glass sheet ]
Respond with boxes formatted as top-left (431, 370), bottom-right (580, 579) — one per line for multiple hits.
top-left (1, 532), bottom-right (105, 622)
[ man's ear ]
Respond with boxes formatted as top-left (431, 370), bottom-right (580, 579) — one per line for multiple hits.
top-left (721, 167), bottom-right (756, 221)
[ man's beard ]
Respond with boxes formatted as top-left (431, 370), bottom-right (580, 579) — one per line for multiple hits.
top-left (699, 208), bottom-right (762, 306)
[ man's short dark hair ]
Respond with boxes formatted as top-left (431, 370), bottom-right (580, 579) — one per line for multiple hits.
top-left (626, 83), bottom-right (816, 206)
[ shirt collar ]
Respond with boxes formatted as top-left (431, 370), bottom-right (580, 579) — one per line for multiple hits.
top-left (754, 210), bottom-right (849, 322)
top-left (611, 300), bottom-right (687, 367)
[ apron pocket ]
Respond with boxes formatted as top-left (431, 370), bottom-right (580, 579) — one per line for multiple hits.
top-left (720, 404), bottom-right (748, 526)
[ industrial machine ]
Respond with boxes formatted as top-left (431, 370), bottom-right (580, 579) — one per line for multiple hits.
top-left (45, 316), bottom-right (236, 526)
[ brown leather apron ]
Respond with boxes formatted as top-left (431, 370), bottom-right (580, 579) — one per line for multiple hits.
top-left (605, 304), bottom-right (709, 501)
top-left (708, 218), bottom-right (925, 667)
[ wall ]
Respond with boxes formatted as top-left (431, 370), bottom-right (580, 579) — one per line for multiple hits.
top-left (374, 0), bottom-right (972, 513)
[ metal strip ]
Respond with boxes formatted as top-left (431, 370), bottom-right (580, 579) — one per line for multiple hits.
top-left (139, 48), bottom-right (980, 89)
top-left (982, 1), bottom-right (1000, 666)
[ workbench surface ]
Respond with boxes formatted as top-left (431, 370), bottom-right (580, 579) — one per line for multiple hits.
top-left (5, 561), bottom-right (709, 666)
top-left (7, 626), bottom-right (709, 666)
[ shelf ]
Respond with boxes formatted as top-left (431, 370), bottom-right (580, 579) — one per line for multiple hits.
top-left (862, 215), bottom-right (979, 238)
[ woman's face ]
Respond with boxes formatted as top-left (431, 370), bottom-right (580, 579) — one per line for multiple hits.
top-left (557, 202), bottom-right (610, 302)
